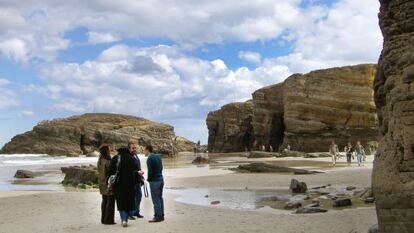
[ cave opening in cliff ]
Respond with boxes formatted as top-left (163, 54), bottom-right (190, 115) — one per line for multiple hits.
top-left (269, 112), bottom-right (285, 151)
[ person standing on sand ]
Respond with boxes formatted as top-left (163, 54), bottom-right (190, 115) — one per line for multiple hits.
top-left (144, 145), bottom-right (165, 223)
top-left (344, 142), bottom-right (353, 166)
top-left (129, 143), bottom-right (145, 220)
top-left (97, 145), bottom-right (116, 225)
top-left (355, 141), bottom-right (366, 166)
top-left (329, 140), bottom-right (339, 167)
top-left (108, 145), bottom-right (137, 228)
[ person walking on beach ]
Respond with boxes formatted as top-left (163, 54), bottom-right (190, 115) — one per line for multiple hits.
top-left (129, 143), bottom-right (145, 220)
top-left (355, 141), bottom-right (366, 166)
top-left (108, 145), bottom-right (137, 227)
top-left (97, 145), bottom-right (116, 225)
top-left (329, 140), bottom-right (339, 167)
top-left (344, 142), bottom-right (353, 166)
top-left (144, 145), bottom-right (165, 223)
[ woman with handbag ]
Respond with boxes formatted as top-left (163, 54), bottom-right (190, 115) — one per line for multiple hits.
top-left (108, 145), bottom-right (137, 228)
top-left (97, 145), bottom-right (116, 225)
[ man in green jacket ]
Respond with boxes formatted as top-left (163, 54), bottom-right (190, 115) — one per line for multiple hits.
top-left (144, 145), bottom-right (164, 223)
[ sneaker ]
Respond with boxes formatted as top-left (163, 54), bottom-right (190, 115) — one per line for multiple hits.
top-left (122, 221), bottom-right (128, 227)
top-left (134, 214), bottom-right (144, 218)
top-left (128, 216), bottom-right (136, 220)
top-left (148, 218), bottom-right (163, 223)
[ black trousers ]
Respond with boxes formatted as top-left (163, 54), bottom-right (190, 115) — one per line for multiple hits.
top-left (346, 153), bottom-right (352, 163)
top-left (101, 195), bottom-right (115, 224)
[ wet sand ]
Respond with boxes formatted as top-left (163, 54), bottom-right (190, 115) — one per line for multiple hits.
top-left (0, 154), bottom-right (377, 233)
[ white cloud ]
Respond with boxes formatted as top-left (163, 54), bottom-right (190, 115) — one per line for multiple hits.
top-left (87, 31), bottom-right (120, 44)
top-left (18, 110), bottom-right (34, 117)
top-left (0, 38), bottom-right (28, 63)
top-left (35, 44), bottom-right (291, 121)
top-left (238, 51), bottom-right (261, 64)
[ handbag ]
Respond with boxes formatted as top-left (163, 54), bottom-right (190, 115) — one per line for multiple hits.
top-left (107, 155), bottom-right (121, 190)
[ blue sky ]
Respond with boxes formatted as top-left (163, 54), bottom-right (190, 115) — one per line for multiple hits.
top-left (0, 0), bottom-right (382, 147)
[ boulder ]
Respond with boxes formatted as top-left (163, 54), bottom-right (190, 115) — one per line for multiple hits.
top-left (173, 136), bottom-right (197, 153)
top-left (295, 207), bottom-right (328, 214)
top-left (247, 151), bottom-right (279, 158)
top-left (284, 200), bottom-right (302, 210)
top-left (207, 101), bottom-right (254, 153)
top-left (14, 170), bottom-right (36, 178)
top-left (367, 224), bottom-right (378, 233)
top-left (346, 186), bottom-right (357, 191)
top-left (332, 198), bottom-right (352, 208)
top-left (210, 201), bottom-right (220, 205)
top-left (192, 156), bottom-right (210, 164)
top-left (1, 113), bottom-right (190, 157)
top-left (61, 165), bottom-right (98, 187)
top-left (290, 179), bottom-right (308, 193)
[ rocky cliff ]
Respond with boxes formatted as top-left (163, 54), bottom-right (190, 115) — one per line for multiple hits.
top-left (207, 64), bottom-right (380, 153)
top-left (1, 113), bottom-right (192, 156)
top-left (283, 64), bottom-right (379, 152)
top-left (207, 101), bottom-right (254, 152)
top-left (373, 1), bottom-right (414, 232)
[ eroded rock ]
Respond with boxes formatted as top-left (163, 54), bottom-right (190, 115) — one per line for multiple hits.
top-left (290, 179), bottom-right (308, 193)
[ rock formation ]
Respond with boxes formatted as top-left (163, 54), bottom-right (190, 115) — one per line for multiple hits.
top-left (61, 165), bottom-right (98, 188)
top-left (1, 113), bottom-right (192, 156)
top-left (283, 64), bottom-right (379, 152)
top-left (206, 101), bottom-right (254, 152)
top-left (207, 64), bottom-right (380, 153)
top-left (373, 1), bottom-right (414, 232)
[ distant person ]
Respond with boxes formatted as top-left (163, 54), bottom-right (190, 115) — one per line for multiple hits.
top-left (144, 145), bottom-right (164, 223)
top-left (329, 140), bottom-right (339, 167)
top-left (108, 145), bottom-right (137, 227)
top-left (355, 141), bottom-right (366, 166)
top-left (269, 145), bottom-right (274, 153)
top-left (261, 145), bottom-right (266, 151)
top-left (129, 143), bottom-right (144, 220)
top-left (97, 145), bottom-right (115, 225)
top-left (344, 142), bottom-right (353, 166)
top-left (286, 144), bottom-right (291, 152)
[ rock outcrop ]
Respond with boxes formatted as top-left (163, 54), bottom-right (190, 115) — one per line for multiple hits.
top-left (61, 165), bottom-right (99, 188)
top-left (207, 101), bottom-right (254, 152)
top-left (207, 64), bottom-right (380, 153)
top-left (283, 64), bottom-right (379, 152)
top-left (373, 1), bottom-right (414, 232)
top-left (1, 113), bottom-right (190, 156)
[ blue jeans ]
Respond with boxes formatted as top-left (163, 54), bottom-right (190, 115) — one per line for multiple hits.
top-left (357, 154), bottom-right (363, 166)
top-left (149, 181), bottom-right (164, 219)
top-left (119, 210), bottom-right (129, 222)
top-left (130, 184), bottom-right (142, 216)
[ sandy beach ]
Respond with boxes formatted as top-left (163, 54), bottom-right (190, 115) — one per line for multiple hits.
top-left (0, 155), bottom-right (377, 233)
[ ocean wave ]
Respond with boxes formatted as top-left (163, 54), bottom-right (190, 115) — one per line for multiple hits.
top-left (0, 155), bottom-right (98, 167)
top-left (0, 154), bottom-right (48, 158)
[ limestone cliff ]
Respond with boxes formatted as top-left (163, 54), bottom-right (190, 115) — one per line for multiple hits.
top-left (373, 1), bottom-right (414, 232)
top-left (207, 101), bottom-right (254, 152)
top-left (207, 64), bottom-right (380, 153)
top-left (1, 113), bottom-right (192, 156)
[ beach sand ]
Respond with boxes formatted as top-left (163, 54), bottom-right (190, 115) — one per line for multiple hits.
top-left (0, 155), bottom-right (377, 233)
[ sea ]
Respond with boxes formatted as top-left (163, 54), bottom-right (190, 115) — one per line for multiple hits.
top-left (0, 154), bottom-right (98, 191)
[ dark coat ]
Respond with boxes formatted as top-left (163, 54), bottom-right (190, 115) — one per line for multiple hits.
top-left (97, 156), bottom-right (112, 196)
top-left (109, 148), bottom-right (136, 211)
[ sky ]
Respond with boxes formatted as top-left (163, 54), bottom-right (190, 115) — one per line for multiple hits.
top-left (0, 0), bottom-right (383, 147)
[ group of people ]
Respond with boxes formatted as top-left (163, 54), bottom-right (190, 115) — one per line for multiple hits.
top-left (97, 143), bottom-right (164, 228)
top-left (329, 140), bottom-right (366, 167)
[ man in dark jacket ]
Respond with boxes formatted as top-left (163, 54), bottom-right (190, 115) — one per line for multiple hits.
top-left (128, 143), bottom-right (144, 219)
top-left (108, 146), bottom-right (136, 227)
top-left (144, 145), bottom-right (164, 223)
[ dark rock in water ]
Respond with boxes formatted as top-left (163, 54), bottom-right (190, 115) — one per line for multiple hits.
top-left (247, 151), bottom-right (278, 158)
top-left (231, 163), bottom-right (322, 175)
top-left (367, 224), bottom-right (378, 233)
top-left (364, 197), bottom-right (375, 204)
top-left (346, 186), bottom-right (357, 191)
top-left (332, 198), bottom-right (352, 207)
top-left (1, 113), bottom-right (192, 157)
top-left (192, 156), bottom-right (210, 164)
top-left (210, 201), bottom-right (220, 205)
top-left (14, 170), bottom-right (36, 178)
top-left (284, 200), bottom-right (302, 210)
top-left (304, 203), bottom-right (320, 208)
top-left (290, 179), bottom-right (308, 193)
top-left (295, 207), bottom-right (328, 214)
top-left (61, 166), bottom-right (98, 187)
top-left (280, 150), bottom-right (308, 158)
